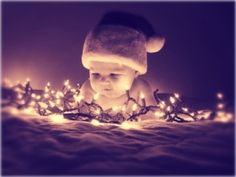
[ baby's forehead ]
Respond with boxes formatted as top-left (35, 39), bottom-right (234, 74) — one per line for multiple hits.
top-left (90, 61), bottom-right (130, 71)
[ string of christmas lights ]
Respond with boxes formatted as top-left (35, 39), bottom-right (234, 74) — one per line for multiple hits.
top-left (1, 79), bottom-right (233, 124)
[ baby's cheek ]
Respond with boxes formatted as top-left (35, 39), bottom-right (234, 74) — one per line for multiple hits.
top-left (90, 79), bottom-right (100, 91)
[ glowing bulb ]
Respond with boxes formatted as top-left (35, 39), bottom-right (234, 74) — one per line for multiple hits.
top-left (160, 101), bottom-right (166, 109)
top-left (91, 119), bottom-right (100, 126)
top-left (190, 112), bottom-right (195, 117)
top-left (26, 78), bottom-right (30, 82)
top-left (31, 93), bottom-right (36, 98)
top-left (112, 106), bottom-right (119, 112)
top-left (169, 96), bottom-right (176, 104)
top-left (121, 105), bottom-right (126, 112)
top-left (120, 122), bottom-right (141, 130)
top-left (51, 90), bottom-right (55, 94)
top-left (45, 88), bottom-right (49, 93)
top-left (29, 101), bottom-right (36, 106)
top-left (154, 110), bottom-right (165, 117)
top-left (47, 82), bottom-right (51, 87)
top-left (64, 80), bottom-right (69, 86)
top-left (174, 93), bottom-right (180, 99)
top-left (217, 93), bottom-right (224, 100)
top-left (44, 93), bottom-right (49, 98)
top-left (94, 109), bottom-right (101, 115)
top-left (132, 104), bottom-right (137, 111)
top-left (74, 94), bottom-right (84, 103)
top-left (140, 92), bottom-right (145, 99)
top-left (217, 103), bottom-right (225, 109)
top-left (216, 111), bottom-right (233, 123)
top-left (56, 99), bottom-right (61, 105)
top-left (182, 107), bottom-right (189, 112)
top-left (39, 102), bottom-right (48, 109)
top-left (17, 94), bottom-right (23, 99)
top-left (56, 91), bottom-right (64, 98)
top-left (49, 101), bottom-right (55, 107)
top-left (49, 114), bottom-right (67, 124)
top-left (36, 95), bottom-right (41, 100)
top-left (120, 122), bottom-right (132, 130)
top-left (71, 88), bottom-right (76, 93)
top-left (93, 93), bottom-right (99, 100)
top-left (166, 106), bottom-right (172, 112)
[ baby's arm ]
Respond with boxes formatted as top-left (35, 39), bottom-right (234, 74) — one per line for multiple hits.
top-left (135, 78), bottom-right (156, 106)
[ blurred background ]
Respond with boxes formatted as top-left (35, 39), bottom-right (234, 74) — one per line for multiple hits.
top-left (2, 2), bottom-right (234, 104)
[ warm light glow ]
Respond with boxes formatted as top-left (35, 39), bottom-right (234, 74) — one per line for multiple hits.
top-left (160, 101), bottom-right (166, 109)
top-left (217, 103), bottom-right (225, 109)
top-left (36, 95), bottom-right (41, 100)
top-left (31, 93), bottom-right (36, 98)
top-left (215, 111), bottom-right (233, 123)
top-left (169, 96), bottom-right (176, 104)
top-left (120, 122), bottom-right (141, 130)
top-left (9, 107), bottom-right (19, 115)
top-left (91, 119), bottom-right (100, 126)
top-left (47, 82), bottom-right (51, 87)
top-left (22, 107), bottom-right (37, 115)
top-left (166, 106), bottom-right (172, 112)
top-left (39, 102), bottom-right (48, 109)
top-left (29, 101), bottom-right (36, 106)
top-left (112, 106), bottom-right (119, 112)
top-left (17, 94), bottom-right (23, 99)
top-left (56, 91), bottom-right (64, 98)
top-left (74, 94), bottom-right (84, 103)
top-left (71, 88), bottom-right (76, 93)
top-left (64, 80), bottom-right (69, 86)
top-left (196, 110), bottom-right (212, 119)
top-left (217, 93), bottom-right (224, 100)
top-left (93, 93), bottom-right (99, 100)
top-left (49, 114), bottom-right (68, 124)
top-left (140, 92), bottom-right (145, 99)
top-left (56, 99), bottom-right (61, 105)
top-left (94, 108), bottom-right (101, 115)
top-left (51, 90), bottom-right (55, 94)
top-left (154, 110), bottom-right (165, 117)
top-left (45, 87), bottom-right (49, 93)
top-left (121, 105), bottom-right (126, 112)
top-left (49, 101), bottom-right (55, 107)
top-left (132, 104), bottom-right (137, 111)
top-left (174, 93), bottom-right (180, 99)
top-left (182, 107), bottom-right (188, 112)
top-left (190, 112), bottom-right (195, 117)
top-left (44, 93), bottom-right (49, 98)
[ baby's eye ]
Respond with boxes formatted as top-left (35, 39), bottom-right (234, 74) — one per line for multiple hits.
top-left (91, 73), bottom-right (100, 78)
top-left (110, 73), bottom-right (121, 79)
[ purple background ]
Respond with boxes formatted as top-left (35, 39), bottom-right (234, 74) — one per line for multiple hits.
top-left (2, 2), bottom-right (234, 103)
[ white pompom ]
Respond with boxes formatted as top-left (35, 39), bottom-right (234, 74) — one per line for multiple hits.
top-left (146, 35), bottom-right (165, 53)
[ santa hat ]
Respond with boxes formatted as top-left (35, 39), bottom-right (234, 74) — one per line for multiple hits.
top-left (82, 11), bottom-right (165, 74)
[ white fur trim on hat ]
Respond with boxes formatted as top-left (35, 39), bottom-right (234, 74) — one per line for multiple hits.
top-left (82, 52), bottom-right (147, 74)
top-left (82, 25), bottom-right (148, 74)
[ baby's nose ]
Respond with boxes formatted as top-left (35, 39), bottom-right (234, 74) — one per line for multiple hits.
top-left (100, 76), bottom-right (110, 83)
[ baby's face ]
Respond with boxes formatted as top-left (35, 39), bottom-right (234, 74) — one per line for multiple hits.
top-left (89, 61), bottom-right (137, 98)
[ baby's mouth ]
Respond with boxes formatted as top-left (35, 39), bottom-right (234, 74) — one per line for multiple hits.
top-left (103, 88), bottom-right (112, 91)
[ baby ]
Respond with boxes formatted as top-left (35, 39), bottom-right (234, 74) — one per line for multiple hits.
top-left (80, 12), bottom-right (165, 112)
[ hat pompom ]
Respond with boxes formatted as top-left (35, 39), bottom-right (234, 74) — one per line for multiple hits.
top-left (146, 35), bottom-right (165, 53)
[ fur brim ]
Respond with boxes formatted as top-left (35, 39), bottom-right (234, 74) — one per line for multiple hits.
top-left (82, 52), bottom-right (147, 74)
